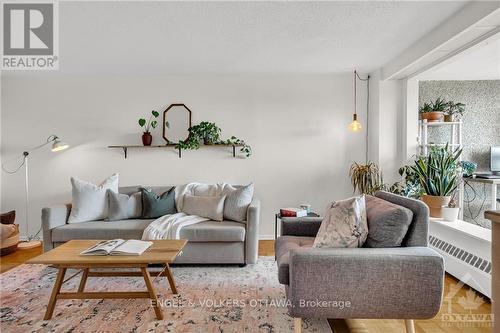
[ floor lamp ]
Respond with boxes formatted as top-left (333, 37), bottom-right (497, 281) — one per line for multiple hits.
top-left (2, 135), bottom-right (69, 249)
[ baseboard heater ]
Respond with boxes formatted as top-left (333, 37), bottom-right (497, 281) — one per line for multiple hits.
top-left (429, 219), bottom-right (491, 298)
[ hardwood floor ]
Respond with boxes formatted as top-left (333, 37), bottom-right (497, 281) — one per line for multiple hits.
top-left (1, 241), bottom-right (492, 332)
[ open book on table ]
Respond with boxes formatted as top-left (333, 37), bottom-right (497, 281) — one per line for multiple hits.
top-left (80, 239), bottom-right (153, 256)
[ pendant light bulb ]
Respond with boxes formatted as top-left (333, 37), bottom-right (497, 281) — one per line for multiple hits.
top-left (349, 114), bottom-right (362, 132)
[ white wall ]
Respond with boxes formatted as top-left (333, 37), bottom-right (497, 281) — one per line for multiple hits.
top-left (1, 74), bottom-right (367, 239)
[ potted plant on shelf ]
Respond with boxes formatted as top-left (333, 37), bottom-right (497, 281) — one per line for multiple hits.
top-left (189, 121), bottom-right (222, 145)
top-left (442, 193), bottom-right (460, 222)
top-left (444, 101), bottom-right (465, 122)
top-left (138, 110), bottom-right (160, 146)
top-left (419, 98), bottom-right (447, 122)
top-left (349, 162), bottom-right (385, 195)
top-left (410, 144), bottom-right (462, 218)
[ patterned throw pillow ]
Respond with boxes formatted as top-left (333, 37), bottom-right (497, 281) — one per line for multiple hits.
top-left (313, 196), bottom-right (368, 248)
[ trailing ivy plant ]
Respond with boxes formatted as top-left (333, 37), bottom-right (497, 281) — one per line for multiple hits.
top-left (174, 122), bottom-right (252, 157)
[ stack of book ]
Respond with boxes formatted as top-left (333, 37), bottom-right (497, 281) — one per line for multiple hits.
top-left (280, 207), bottom-right (308, 218)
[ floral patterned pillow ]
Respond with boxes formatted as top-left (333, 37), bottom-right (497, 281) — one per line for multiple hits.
top-left (313, 196), bottom-right (368, 248)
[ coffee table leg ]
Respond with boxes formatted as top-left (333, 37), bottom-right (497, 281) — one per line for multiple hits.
top-left (44, 267), bottom-right (67, 320)
top-left (141, 267), bottom-right (163, 320)
top-left (78, 268), bottom-right (89, 292)
top-left (164, 263), bottom-right (178, 294)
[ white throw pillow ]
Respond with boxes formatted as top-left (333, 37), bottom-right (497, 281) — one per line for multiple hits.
top-left (223, 183), bottom-right (254, 222)
top-left (182, 194), bottom-right (226, 221)
top-left (68, 174), bottom-right (119, 224)
top-left (313, 196), bottom-right (368, 248)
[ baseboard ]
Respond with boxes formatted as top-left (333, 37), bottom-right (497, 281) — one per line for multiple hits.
top-left (259, 235), bottom-right (275, 240)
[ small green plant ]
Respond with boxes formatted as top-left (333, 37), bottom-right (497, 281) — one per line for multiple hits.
top-left (389, 165), bottom-right (424, 198)
top-left (410, 145), bottom-right (462, 196)
top-left (420, 98), bottom-right (448, 114)
top-left (139, 110), bottom-right (160, 133)
top-left (445, 101), bottom-right (465, 118)
top-left (349, 162), bottom-right (385, 195)
top-left (223, 136), bottom-right (252, 157)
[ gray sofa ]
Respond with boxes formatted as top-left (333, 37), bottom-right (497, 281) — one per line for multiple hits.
top-left (42, 186), bottom-right (260, 265)
top-left (275, 191), bottom-right (444, 333)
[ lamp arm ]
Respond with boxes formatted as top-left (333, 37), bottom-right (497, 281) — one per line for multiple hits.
top-left (1, 135), bottom-right (58, 174)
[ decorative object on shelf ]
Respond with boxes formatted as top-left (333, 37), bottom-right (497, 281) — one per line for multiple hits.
top-left (419, 98), bottom-right (447, 122)
top-left (444, 101), bottom-right (465, 122)
top-left (349, 70), bottom-right (369, 132)
top-left (162, 104), bottom-right (192, 144)
top-left (410, 144), bottom-right (462, 218)
top-left (138, 110), bottom-right (159, 146)
top-left (300, 204), bottom-right (312, 214)
top-left (460, 160), bottom-right (477, 177)
top-left (442, 195), bottom-right (460, 222)
top-left (1, 135), bottom-right (69, 249)
top-left (349, 162), bottom-right (384, 195)
top-left (190, 121), bottom-right (222, 145)
top-left (174, 121), bottom-right (252, 158)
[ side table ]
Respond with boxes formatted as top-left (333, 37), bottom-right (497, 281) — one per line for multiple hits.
top-left (274, 212), bottom-right (320, 240)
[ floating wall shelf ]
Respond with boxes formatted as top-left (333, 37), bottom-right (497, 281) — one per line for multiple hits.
top-left (108, 144), bottom-right (244, 159)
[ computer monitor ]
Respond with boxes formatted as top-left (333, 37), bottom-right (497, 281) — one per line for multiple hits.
top-left (492, 146), bottom-right (500, 175)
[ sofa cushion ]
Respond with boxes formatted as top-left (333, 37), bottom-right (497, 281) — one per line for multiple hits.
top-left (52, 219), bottom-right (153, 242)
top-left (182, 194), bottom-right (226, 221)
top-left (223, 183), bottom-right (254, 222)
top-left (180, 220), bottom-right (246, 242)
top-left (365, 195), bottom-right (414, 248)
top-left (107, 190), bottom-right (142, 221)
top-left (52, 219), bottom-right (245, 243)
top-left (275, 236), bottom-right (314, 285)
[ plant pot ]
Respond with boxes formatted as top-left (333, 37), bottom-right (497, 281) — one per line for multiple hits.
top-left (203, 137), bottom-right (213, 145)
top-left (444, 114), bottom-right (453, 122)
top-left (420, 111), bottom-right (444, 122)
top-left (142, 132), bottom-right (152, 146)
top-left (421, 195), bottom-right (451, 218)
top-left (442, 207), bottom-right (460, 222)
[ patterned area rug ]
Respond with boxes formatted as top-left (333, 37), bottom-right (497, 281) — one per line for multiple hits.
top-left (0, 257), bottom-right (331, 332)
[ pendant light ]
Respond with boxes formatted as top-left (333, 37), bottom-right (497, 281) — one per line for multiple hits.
top-left (349, 70), bottom-right (369, 132)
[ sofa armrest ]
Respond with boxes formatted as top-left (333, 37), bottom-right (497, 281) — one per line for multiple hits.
top-left (42, 203), bottom-right (71, 252)
top-left (288, 246), bottom-right (444, 319)
top-left (281, 217), bottom-right (323, 237)
top-left (245, 197), bottom-right (260, 264)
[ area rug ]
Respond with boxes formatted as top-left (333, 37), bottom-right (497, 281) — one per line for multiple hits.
top-left (0, 257), bottom-right (331, 332)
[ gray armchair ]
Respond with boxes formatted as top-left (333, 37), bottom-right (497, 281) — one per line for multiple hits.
top-left (275, 191), bottom-right (444, 333)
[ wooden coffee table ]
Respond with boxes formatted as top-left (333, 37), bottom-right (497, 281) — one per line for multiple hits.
top-left (27, 239), bottom-right (187, 320)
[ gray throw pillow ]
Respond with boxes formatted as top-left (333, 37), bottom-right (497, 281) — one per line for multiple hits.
top-left (365, 195), bottom-right (414, 248)
top-left (223, 183), bottom-right (254, 222)
top-left (107, 190), bottom-right (142, 221)
top-left (141, 187), bottom-right (177, 219)
top-left (182, 194), bottom-right (226, 221)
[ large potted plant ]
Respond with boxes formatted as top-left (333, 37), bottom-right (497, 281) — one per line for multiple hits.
top-left (410, 145), bottom-right (462, 218)
top-left (138, 110), bottom-right (160, 146)
top-left (349, 162), bottom-right (385, 195)
top-left (419, 98), bottom-right (447, 122)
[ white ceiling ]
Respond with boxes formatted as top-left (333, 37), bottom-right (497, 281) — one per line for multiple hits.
top-left (417, 35), bottom-right (500, 80)
top-left (7, 1), bottom-right (470, 75)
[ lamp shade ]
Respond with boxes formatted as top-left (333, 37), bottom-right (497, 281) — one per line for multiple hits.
top-left (51, 139), bottom-right (69, 152)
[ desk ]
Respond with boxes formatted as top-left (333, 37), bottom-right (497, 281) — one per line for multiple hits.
top-left (462, 177), bottom-right (500, 211)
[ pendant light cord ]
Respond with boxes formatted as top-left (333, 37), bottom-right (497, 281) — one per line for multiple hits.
top-left (353, 70), bottom-right (370, 163)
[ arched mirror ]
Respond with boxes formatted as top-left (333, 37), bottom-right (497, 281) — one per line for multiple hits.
top-left (162, 104), bottom-right (192, 143)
